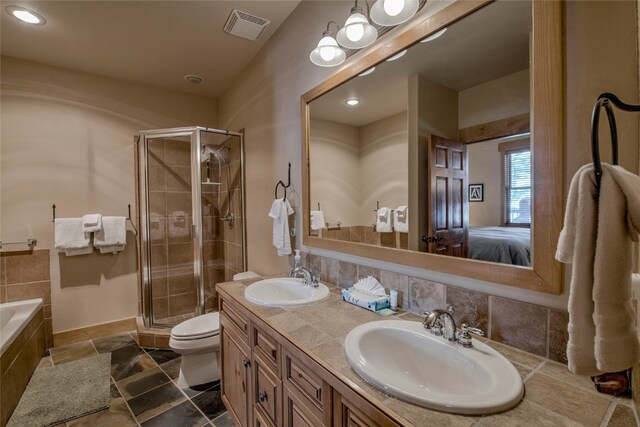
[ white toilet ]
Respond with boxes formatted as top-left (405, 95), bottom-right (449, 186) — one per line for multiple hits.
top-left (169, 312), bottom-right (221, 387)
top-left (169, 272), bottom-right (260, 387)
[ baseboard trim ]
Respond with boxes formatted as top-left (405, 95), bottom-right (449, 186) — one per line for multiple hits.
top-left (53, 317), bottom-right (137, 347)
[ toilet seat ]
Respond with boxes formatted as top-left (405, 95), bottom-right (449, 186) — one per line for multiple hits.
top-left (170, 312), bottom-right (220, 341)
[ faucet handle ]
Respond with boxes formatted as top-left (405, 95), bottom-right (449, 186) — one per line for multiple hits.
top-left (446, 305), bottom-right (455, 314)
top-left (462, 324), bottom-right (484, 336)
top-left (457, 323), bottom-right (485, 348)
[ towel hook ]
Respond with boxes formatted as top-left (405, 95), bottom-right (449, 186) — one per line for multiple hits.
top-left (591, 92), bottom-right (640, 191)
top-left (52, 204), bottom-right (56, 222)
top-left (274, 162), bottom-right (291, 199)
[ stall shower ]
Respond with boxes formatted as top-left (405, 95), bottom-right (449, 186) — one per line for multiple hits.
top-left (137, 127), bottom-right (246, 328)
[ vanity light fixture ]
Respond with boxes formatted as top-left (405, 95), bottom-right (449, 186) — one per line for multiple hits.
top-left (5, 5), bottom-right (45, 25)
top-left (310, 21), bottom-right (346, 67)
top-left (345, 98), bottom-right (360, 106)
top-left (385, 49), bottom-right (407, 61)
top-left (370, 0), bottom-right (419, 26)
top-left (336, 0), bottom-right (378, 49)
top-left (359, 67), bottom-right (376, 76)
top-left (421, 27), bottom-right (447, 43)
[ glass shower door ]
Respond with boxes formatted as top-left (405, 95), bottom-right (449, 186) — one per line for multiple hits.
top-left (141, 131), bottom-right (201, 327)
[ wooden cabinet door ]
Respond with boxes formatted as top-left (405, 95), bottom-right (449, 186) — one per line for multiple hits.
top-left (427, 134), bottom-right (469, 257)
top-left (333, 389), bottom-right (398, 427)
top-left (221, 326), bottom-right (251, 427)
top-left (252, 353), bottom-right (282, 426)
top-left (283, 384), bottom-right (324, 427)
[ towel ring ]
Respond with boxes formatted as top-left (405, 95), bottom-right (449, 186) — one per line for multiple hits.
top-left (591, 92), bottom-right (640, 191)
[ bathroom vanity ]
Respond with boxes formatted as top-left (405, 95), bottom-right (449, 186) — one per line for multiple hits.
top-left (218, 278), bottom-right (615, 427)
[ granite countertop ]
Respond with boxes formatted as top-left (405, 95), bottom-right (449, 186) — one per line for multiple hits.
top-left (217, 277), bottom-right (636, 427)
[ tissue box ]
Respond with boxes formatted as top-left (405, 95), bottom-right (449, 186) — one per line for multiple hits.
top-left (341, 288), bottom-right (390, 312)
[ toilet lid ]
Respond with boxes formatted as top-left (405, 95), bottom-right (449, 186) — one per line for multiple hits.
top-left (171, 312), bottom-right (220, 340)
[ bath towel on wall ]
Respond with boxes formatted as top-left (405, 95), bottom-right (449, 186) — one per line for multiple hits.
top-left (269, 198), bottom-right (294, 256)
top-left (94, 216), bottom-right (127, 254)
top-left (55, 218), bottom-right (92, 255)
top-left (556, 164), bottom-right (640, 375)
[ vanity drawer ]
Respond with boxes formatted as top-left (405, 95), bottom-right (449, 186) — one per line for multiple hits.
top-left (251, 323), bottom-right (280, 374)
top-left (283, 349), bottom-right (327, 420)
top-left (284, 383), bottom-right (324, 427)
top-left (253, 407), bottom-right (275, 427)
top-left (252, 353), bottom-right (281, 426)
top-left (220, 298), bottom-right (249, 339)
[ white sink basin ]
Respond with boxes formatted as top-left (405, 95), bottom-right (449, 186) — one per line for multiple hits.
top-left (244, 277), bottom-right (330, 307)
top-left (344, 320), bottom-right (523, 415)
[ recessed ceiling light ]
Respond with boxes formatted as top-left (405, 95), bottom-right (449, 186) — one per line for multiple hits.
top-left (386, 49), bottom-right (407, 61)
top-left (184, 74), bottom-right (204, 84)
top-left (5, 6), bottom-right (45, 25)
top-left (346, 98), bottom-right (360, 106)
top-left (359, 67), bottom-right (376, 77)
top-left (421, 28), bottom-right (447, 43)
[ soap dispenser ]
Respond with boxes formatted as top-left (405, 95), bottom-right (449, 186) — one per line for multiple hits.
top-left (293, 249), bottom-right (301, 269)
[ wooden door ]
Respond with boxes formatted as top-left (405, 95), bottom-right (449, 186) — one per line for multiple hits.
top-left (427, 135), bottom-right (468, 257)
top-left (221, 325), bottom-right (251, 427)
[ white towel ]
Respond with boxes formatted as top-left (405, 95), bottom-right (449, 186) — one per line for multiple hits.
top-left (556, 163), bottom-right (640, 375)
top-left (376, 207), bottom-right (392, 233)
top-left (55, 218), bottom-right (91, 250)
top-left (556, 165), bottom-right (600, 375)
top-left (65, 245), bottom-right (94, 256)
top-left (310, 210), bottom-right (325, 231)
top-left (94, 216), bottom-right (127, 251)
top-left (592, 164), bottom-right (640, 373)
top-left (394, 206), bottom-right (408, 233)
top-left (99, 245), bottom-right (126, 254)
top-left (268, 198), bottom-right (293, 256)
top-left (82, 214), bottom-right (102, 233)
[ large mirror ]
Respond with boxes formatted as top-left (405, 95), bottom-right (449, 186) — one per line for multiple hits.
top-left (302, 0), bottom-right (563, 293)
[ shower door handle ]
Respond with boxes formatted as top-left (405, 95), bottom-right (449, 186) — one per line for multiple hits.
top-left (192, 224), bottom-right (196, 238)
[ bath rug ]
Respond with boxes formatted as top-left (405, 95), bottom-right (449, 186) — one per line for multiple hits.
top-left (7, 353), bottom-right (111, 427)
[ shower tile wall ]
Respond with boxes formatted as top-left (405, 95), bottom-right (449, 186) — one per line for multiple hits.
top-left (147, 138), bottom-right (197, 323)
top-left (203, 137), bottom-right (244, 314)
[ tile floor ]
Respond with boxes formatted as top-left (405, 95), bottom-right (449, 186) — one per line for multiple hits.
top-left (35, 331), bottom-right (234, 427)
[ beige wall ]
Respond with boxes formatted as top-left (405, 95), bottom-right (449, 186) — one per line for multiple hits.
top-left (359, 112), bottom-right (408, 226)
top-left (309, 118), bottom-right (361, 227)
top-left (221, 1), bottom-right (639, 306)
top-left (0, 56), bottom-right (218, 333)
top-left (468, 139), bottom-right (502, 226)
top-left (458, 69), bottom-right (530, 129)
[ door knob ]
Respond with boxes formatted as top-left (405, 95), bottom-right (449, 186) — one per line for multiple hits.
top-left (258, 391), bottom-right (267, 402)
top-left (242, 358), bottom-right (250, 368)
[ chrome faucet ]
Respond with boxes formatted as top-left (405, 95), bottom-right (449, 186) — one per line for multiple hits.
top-left (423, 306), bottom-right (457, 341)
top-left (423, 306), bottom-right (485, 347)
top-left (289, 266), bottom-right (319, 288)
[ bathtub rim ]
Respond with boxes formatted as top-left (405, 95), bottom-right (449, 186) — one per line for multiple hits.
top-left (0, 298), bottom-right (44, 355)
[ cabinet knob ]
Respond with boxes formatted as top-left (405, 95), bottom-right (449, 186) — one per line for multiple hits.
top-left (258, 391), bottom-right (267, 402)
top-left (242, 358), bottom-right (250, 368)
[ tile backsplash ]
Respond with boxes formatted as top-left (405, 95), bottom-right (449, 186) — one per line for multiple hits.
top-left (0, 249), bottom-right (53, 349)
top-left (302, 252), bottom-right (569, 363)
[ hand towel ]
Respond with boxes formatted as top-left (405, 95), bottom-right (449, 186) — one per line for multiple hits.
top-left (592, 164), bottom-right (640, 373)
top-left (64, 245), bottom-right (94, 256)
top-left (55, 218), bottom-right (91, 250)
top-left (94, 216), bottom-right (127, 251)
top-left (394, 206), bottom-right (408, 233)
top-left (556, 163), bottom-right (640, 375)
top-left (99, 245), bottom-right (126, 254)
top-left (376, 207), bottom-right (392, 233)
top-left (82, 214), bottom-right (102, 233)
top-left (310, 210), bottom-right (325, 231)
top-left (556, 164), bottom-right (600, 375)
top-left (268, 198), bottom-right (294, 256)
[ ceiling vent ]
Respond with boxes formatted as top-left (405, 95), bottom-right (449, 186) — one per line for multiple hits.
top-left (223, 9), bottom-right (270, 41)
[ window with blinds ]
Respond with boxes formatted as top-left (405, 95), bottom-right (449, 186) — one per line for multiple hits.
top-left (499, 139), bottom-right (531, 227)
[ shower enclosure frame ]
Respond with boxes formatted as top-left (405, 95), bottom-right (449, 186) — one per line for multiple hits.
top-left (138, 126), bottom-right (246, 328)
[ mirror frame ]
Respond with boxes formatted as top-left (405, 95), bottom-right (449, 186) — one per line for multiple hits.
top-left (301, 0), bottom-right (563, 294)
